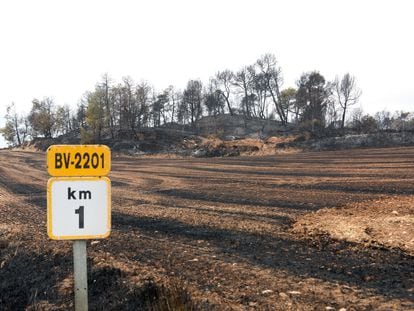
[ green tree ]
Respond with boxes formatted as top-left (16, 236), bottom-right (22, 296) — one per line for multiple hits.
top-left (0, 103), bottom-right (24, 146)
top-left (182, 80), bottom-right (203, 126)
top-left (0, 119), bottom-right (16, 146)
top-left (204, 79), bottom-right (225, 116)
top-left (252, 72), bottom-right (269, 119)
top-left (280, 87), bottom-right (297, 122)
top-left (74, 101), bottom-right (87, 130)
top-left (153, 91), bottom-right (169, 127)
top-left (28, 97), bottom-right (56, 138)
top-left (351, 112), bottom-right (378, 133)
top-left (85, 91), bottom-right (105, 141)
top-left (55, 104), bottom-right (73, 135)
top-left (135, 81), bottom-right (152, 128)
top-left (296, 71), bottom-right (331, 133)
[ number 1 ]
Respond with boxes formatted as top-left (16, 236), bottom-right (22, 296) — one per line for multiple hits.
top-left (75, 206), bottom-right (84, 229)
top-left (100, 152), bottom-right (104, 168)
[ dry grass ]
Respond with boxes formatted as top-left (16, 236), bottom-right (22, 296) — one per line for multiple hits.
top-left (137, 279), bottom-right (197, 311)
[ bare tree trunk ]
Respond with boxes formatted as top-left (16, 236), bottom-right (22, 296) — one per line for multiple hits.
top-left (243, 82), bottom-right (250, 117)
top-left (171, 93), bottom-right (175, 123)
top-left (13, 115), bottom-right (21, 146)
top-left (225, 96), bottom-right (233, 116)
top-left (268, 87), bottom-right (286, 124)
top-left (341, 105), bottom-right (347, 129)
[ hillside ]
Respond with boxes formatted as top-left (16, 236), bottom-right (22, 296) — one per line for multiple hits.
top-left (20, 114), bottom-right (414, 157)
top-left (23, 115), bottom-right (296, 156)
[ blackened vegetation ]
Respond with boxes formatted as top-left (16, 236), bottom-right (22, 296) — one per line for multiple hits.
top-left (0, 250), bottom-right (72, 310)
top-left (88, 267), bottom-right (197, 311)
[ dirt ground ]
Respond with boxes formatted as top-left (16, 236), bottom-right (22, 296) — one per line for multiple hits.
top-left (1, 147), bottom-right (414, 310)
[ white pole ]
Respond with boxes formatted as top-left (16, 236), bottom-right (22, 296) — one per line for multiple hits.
top-left (73, 240), bottom-right (88, 311)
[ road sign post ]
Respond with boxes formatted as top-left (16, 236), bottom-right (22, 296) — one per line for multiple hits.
top-left (46, 145), bottom-right (111, 311)
top-left (73, 240), bottom-right (88, 311)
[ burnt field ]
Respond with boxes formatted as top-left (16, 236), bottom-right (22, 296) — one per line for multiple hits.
top-left (1, 147), bottom-right (414, 310)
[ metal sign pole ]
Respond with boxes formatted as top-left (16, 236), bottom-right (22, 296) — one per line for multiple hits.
top-left (73, 240), bottom-right (88, 311)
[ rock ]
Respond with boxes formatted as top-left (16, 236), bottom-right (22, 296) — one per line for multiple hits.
top-left (188, 258), bottom-right (199, 262)
top-left (391, 210), bottom-right (399, 215)
top-left (325, 307), bottom-right (335, 311)
top-left (279, 292), bottom-right (288, 299)
top-left (339, 308), bottom-right (347, 311)
top-left (112, 141), bottom-right (139, 152)
top-left (192, 149), bottom-right (207, 158)
top-left (223, 135), bottom-right (237, 141)
top-left (287, 291), bottom-right (301, 295)
top-left (261, 289), bottom-right (273, 295)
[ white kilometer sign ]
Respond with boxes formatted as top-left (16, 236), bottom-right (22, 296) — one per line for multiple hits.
top-left (47, 177), bottom-right (111, 240)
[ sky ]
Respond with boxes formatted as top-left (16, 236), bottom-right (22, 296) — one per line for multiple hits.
top-left (0, 0), bottom-right (413, 147)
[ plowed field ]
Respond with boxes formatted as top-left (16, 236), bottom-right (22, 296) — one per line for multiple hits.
top-left (1, 147), bottom-right (414, 310)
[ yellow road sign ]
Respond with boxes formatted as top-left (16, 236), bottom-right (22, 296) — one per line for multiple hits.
top-left (47, 145), bottom-right (111, 177)
top-left (47, 177), bottom-right (111, 240)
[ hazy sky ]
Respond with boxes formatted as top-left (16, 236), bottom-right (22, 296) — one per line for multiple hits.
top-left (0, 0), bottom-right (413, 146)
